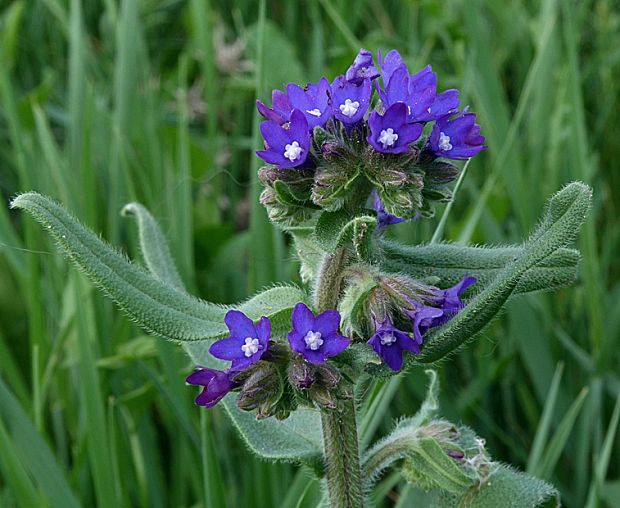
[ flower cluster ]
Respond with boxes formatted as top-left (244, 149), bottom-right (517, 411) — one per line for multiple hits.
top-left (186, 303), bottom-right (349, 414)
top-left (188, 49), bottom-right (482, 417)
top-left (188, 276), bottom-right (476, 413)
top-left (256, 48), bottom-right (486, 226)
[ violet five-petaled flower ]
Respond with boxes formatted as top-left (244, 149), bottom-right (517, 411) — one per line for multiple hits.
top-left (367, 317), bottom-right (420, 372)
top-left (186, 368), bottom-right (238, 408)
top-left (256, 109), bottom-right (311, 169)
top-left (330, 75), bottom-right (372, 125)
top-left (286, 77), bottom-right (331, 128)
top-left (429, 110), bottom-right (487, 160)
top-left (288, 303), bottom-right (350, 364)
top-left (367, 103), bottom-right (423, 154)
top-left (209, 309), bottom-right (271, 371)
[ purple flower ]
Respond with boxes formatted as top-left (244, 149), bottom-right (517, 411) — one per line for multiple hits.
top-left (345, 48), bottom-right (380, 84)
top-left (330, 75), bottom-right (372, 125)
top-left (380, 66), bottom-right (435, 123)
top-left (407, 304), bottom-right (445, 346)
top-left (405, 276), bottom-right (477, 343)
top-left (367, 317), bottom-right (419, 371)
top-left (256, 89), bottom-right (292, 125)
top-left (367, 103), bottom-right (423, 154)
top-left (186, 368), bottom-right (238, 408)
top-left (373, 191), bottom-right (405, 229)
top-left (436, 275), bottom-right (477, 316)
top-left (287, 303), bottom-right (350, 364)
top-left (286, 78), bottom-right (331, 128)
top-left (209, 310), bottom-right (270, 371)
top-left (429, 110), bottom-right (487, 160)
top-left (256, 109), bottom-right (312, 169)
top-left (418, 89), bottom-right (460, 123)
top-left (377, 49), bottom-right (407, 88)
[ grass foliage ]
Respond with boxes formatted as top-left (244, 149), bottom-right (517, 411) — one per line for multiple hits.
top-left (1, 0), bottom-right (619, 506)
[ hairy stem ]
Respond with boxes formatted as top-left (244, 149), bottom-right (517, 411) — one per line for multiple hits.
top-left (321, 399), bottom-right (365, 508)
top-left (315, 247), bottom-right (365, 508)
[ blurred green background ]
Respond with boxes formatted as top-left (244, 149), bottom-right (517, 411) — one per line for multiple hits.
top-left (1, 0), bottom-right (619, 506)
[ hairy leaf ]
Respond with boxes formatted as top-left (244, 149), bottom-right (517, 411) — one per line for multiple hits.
top-left (432, 465), bottom-right (560, 508)
top-left (416, 182), bottom-right (591, 364)
top-left (380, 241), bottom-right (580, 295)
top-left (314, 209), bottom-right (377, 259)
top-left (121, 202), bottom-right (186, 290)
top-left (12, 193), bottom-right (306, 343)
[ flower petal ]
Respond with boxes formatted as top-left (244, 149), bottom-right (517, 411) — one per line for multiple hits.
top-left (321, 334), bottom-right (350, 357)
top-left (291, 302), bottom-right (314, 334)
top-left (313, 309), bottom-right (341, 336)
top-left (224, 309), bottom-right (256, 339)
top-left (209, 336), bottom-right (244, 360)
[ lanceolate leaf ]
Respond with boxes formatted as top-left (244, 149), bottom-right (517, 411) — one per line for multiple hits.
top-left (314, 209), bottom-right (377, 258)
top-left (122, 202), bottom-right (186, 290)
top-left (380, 241), bottom-right (580, 295)
top-left (12, 192), bottom-right (225, 340)
top-left (12, 193), bottom-right (306, 343)
top-left (416, 182), bottom-right (591, 364)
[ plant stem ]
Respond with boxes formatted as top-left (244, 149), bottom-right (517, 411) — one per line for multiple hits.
top-left (315, 247), bottom-right (365, 508)
top-left (321, 399), bottom-right (365, 508)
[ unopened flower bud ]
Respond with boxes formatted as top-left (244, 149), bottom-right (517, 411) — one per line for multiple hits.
top-left (309, 385), bottom-right (337, 410)
top-left (236, 362), bottom-right (283, 411)
top-left (315, 363), bottom-right (340, 389)
top-left (288, 356), bottom-right (316, 389)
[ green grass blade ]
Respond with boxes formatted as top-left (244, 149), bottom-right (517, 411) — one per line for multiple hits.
top-left (526, 362), bottom-right (564, 473)
top-left (0, 377), bottom-right (80, 508)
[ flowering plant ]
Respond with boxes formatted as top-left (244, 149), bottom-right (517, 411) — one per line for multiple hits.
top-left (12, 48), bottom-right (591, 508)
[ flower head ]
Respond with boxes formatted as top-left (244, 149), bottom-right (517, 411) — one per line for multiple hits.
top-left (288, 303), bottom-right (350, 364)
top-left (209, 310), bottom-right (271, 371)
top-left (345, 48), bottom-right (380, 84)
top-left (186, 368), bottom-right (238, 408)
top-left (286, 77), bottom-right (331, 128)
top-left (256, 89), bottom-right (292, 125)
top-left (330, 75), bottom-right (372, 125)
top-left (367, 316), bottom-right (419, 371)
top-left (367, 103), bottom-right (422, 154)
top-left (257, 109), bottom-right (312, 169)
top-left (429, 110), bottom-right (487, 160)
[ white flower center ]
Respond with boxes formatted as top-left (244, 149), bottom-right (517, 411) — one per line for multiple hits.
top-left (380, 332), bottom-right (397, 346)
top-left (283, 141), bottom-right (303, 162)
top-left (438, 132), bottom-right (452, 151)
top-left (303, 330), bottom-right (324, 351)
top-left (379, 128), bottom-right (398, 148)
top-left (241, 337), bottom-right (260, 357)
top-left (339, 99), bottom-right (360, 118)
top-left (306, 108), bottom-right (322, 117)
